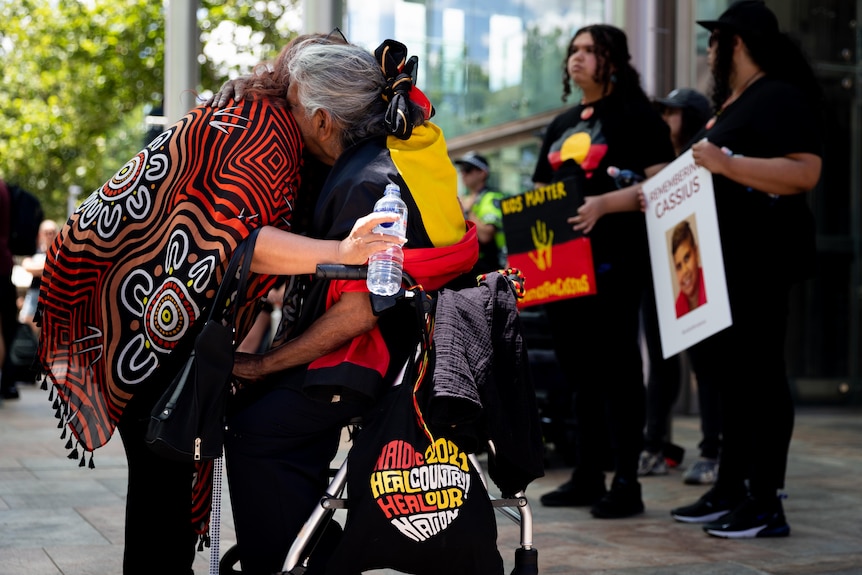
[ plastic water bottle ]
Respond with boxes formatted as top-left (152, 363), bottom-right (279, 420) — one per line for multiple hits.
top-left (366, 183), bottom-right (408, 296)
top-left (607, 166), bottom-right (644, 189)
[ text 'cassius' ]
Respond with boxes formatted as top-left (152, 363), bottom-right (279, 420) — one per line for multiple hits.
top-left (646, 162), bottom-right (701, 219)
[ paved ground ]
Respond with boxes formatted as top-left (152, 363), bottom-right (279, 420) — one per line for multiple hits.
top-left (1, 382), bottom-right (861, 574)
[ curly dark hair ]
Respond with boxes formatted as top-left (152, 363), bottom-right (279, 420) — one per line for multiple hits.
top-left (561, 24), bottom-right (649, 107)
top-left (709, 30), bottom-right (736, 110)
top-left (709, 27), bottom-right (822, 112)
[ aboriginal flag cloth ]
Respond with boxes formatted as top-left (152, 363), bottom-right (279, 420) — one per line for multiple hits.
top-left (36, 99), bottom-right (301, 458)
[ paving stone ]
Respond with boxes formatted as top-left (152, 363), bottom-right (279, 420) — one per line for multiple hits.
top-left (1, 383), bottom-right (861, 574)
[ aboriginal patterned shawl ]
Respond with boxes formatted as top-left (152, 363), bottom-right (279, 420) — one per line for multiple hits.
top-left (37, 99), bottom-right (302, 457)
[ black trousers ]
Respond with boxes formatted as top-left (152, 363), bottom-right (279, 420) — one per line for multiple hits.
top-left (224, 370), bottom-right (371, 575)
top-left (693, 368), bottom-right (723, 460)
top-left (689, 281), bottom-right (794, 499)
top-left (641, 279), bottom-right (682, 454)
top-left (544, 262), bottom-right (646, 482)
top-left (116, 380), bottom-right (198, 575)
top-left (1, 275), bottom-right (21, 390)
top-left (642, 281), bottom-right (722, 460)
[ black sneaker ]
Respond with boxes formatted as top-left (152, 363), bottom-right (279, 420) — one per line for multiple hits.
top-left (671, 486), bottom-right (745, 523)
top-left (540, 475), bottom-right (607, 507)
top-left (590, 476), bottom-right (644, 519)
top-left (703, 496), bottom-right (790, 539)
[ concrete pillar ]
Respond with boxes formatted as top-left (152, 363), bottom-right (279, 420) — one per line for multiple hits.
top-left (302, 0), bottom-right (342, 35)
top-left (602, 0), bottom-right (678, 100)
top-left (164, 0), bottom-right (200, 125)
top-left (67, 185), bottom-right (82, 219)
top-left (675, 0), bottom-right (697, 90)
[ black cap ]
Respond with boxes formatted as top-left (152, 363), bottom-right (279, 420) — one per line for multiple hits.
top-left (697, 0), bottom-right (779, 40)
top-left (656, 88), bottom-right (712, 120)
top-left (454, 152), bottom-right (489, 173)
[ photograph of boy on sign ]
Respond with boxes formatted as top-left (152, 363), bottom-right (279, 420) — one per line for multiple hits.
top-left (669, 216), bottom-right (707, 318)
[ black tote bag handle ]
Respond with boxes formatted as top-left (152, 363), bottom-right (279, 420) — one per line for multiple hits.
top-left (146, 226), bottom-right (263, 462)
top-left (207, 227), bottom-right (261, 337)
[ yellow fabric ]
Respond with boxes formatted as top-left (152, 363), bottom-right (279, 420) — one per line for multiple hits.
top-left (388, 122), bottom-right (465, 247)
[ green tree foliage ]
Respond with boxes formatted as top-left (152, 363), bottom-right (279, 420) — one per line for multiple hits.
top-left (0, 0), bottom-right (299, 222)
top-left (199, 1), bottom-right (300, 90)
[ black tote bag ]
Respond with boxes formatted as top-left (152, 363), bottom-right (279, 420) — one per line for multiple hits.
top-left (145, 228), bottom-right (260, 461)
top-left (323, 378), bottom-right (504, 575)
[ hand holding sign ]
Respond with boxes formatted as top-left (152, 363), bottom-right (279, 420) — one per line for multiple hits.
top-left (641, 149), bottom-right (732, 358)
top-left (570, 195), bottom-right (604, 234)
top-left (502, 179), bottom-right (596, 307)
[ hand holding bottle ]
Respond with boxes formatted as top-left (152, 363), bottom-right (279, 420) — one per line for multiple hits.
top-left (367, 183), bottom-right (408, 296)
top-left (607, 166), bottom-right (644, 189)
top-left (336, 212), bottom-right (404, 266)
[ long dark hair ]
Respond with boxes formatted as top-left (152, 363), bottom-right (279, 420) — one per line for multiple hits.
top-left (561, 24), bottom-right (649, 107)
top-left (710, 28), bottom-right (822, 111)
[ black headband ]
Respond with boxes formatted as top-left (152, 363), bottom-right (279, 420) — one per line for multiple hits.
top-left (374, 39), bottom-right (434, 139)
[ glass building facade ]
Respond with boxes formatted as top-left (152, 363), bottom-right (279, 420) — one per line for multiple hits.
top-left (340, 0), bottom-right (613, 194)
top-left (345, 0), bottom-right (605, 140)
top-left (305, 0), bottom-right (862, 404)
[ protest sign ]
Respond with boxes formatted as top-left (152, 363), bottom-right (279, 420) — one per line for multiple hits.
top-left (501, 179), bottom-right (596, 308)
top-left (642, 149), bottom-right (732, 358)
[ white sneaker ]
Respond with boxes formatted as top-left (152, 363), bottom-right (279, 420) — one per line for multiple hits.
top-left (683, 457), bottom-right (719, 485)
top-left (637, 450), bottom-right (668, 476)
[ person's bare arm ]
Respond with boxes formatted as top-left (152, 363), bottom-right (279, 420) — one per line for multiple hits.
top-left (20, 253), bottom-right (46, 277)
top-left (569, 162), bottom-right (667, 234)
top-left (691, 139), bottom-right (821, 196)
top-left (233, 291), bottom-right (376, 380)
top-left (250, 213), bottom-right (402, 275)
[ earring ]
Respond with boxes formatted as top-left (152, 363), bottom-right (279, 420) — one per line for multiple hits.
top-left (610, 73), bottom-right (618, 84)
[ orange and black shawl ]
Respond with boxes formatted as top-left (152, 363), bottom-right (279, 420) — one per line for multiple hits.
top-left (37, 98), bottom-right (302, 458)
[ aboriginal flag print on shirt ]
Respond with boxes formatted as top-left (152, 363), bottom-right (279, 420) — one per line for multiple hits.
top-left (546, 113), bottom-right (608, 177)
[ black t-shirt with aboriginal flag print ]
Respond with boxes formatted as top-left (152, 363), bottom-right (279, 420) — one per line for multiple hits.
top-left (533, 90), bottom-right (674, 271)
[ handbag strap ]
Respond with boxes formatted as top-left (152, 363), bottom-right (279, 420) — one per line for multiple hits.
top-left (206, 227), bottom-right (262, 330)
top-left (203, 230), bottom-right (259, 575)
top-left (209, 456), bottom-right (224, 575)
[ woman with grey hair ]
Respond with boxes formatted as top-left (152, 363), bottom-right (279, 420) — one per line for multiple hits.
top-left (37, 30), bottom-right (401, 575)
top-left (222, 38), bottom-right (483, 574)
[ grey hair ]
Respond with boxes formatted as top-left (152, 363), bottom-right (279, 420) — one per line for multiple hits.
top-left (287, 41), bottom-right (389, 149)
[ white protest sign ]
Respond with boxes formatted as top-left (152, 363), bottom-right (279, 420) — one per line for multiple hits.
top-left (642, 149), bottom-right (732, 358)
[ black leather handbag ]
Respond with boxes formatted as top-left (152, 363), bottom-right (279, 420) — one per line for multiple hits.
top-left (145, 228), bottom-right (259, 461)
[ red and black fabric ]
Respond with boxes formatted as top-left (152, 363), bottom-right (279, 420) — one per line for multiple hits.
top-left (36, 98), bottom-right (302, 532)
top-left (294, 125), bottom-right (474, 403)
top-left (302, 224), bottom-right (478, 403)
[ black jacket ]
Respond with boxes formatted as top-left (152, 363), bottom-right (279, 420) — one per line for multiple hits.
top-left (430, 271), bottom-right (545, 496)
